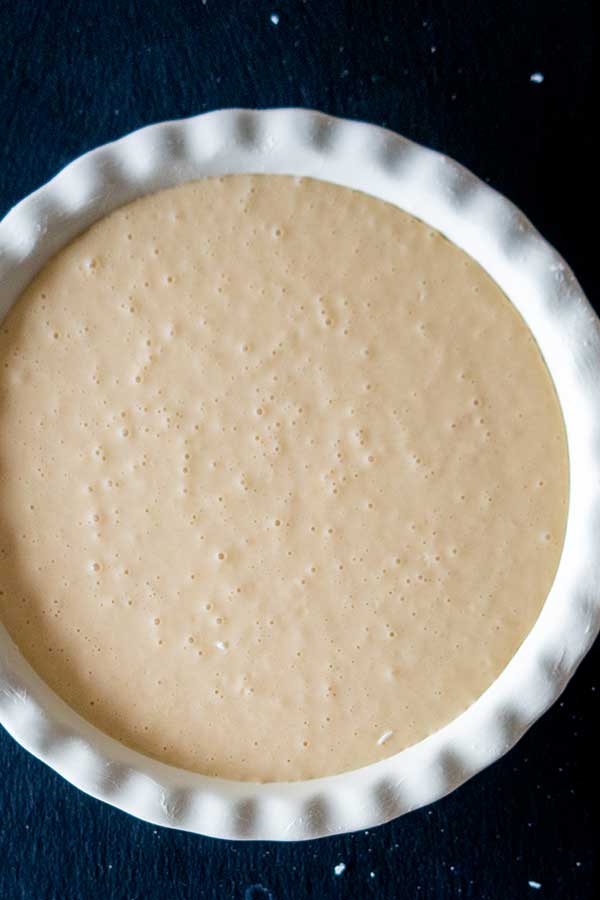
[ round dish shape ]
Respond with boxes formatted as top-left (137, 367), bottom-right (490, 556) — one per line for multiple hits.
top-left (0, 109), bottom-right (598, 841)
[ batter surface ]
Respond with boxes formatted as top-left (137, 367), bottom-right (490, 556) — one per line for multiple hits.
top-left (0, 175), bottom-right (568, 781)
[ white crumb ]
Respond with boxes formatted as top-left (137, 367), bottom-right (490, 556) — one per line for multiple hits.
top-left (334, 863), bottom-right (346, 876)
top-left (214, 640), bottom-right (228, 652)
top-left (530, 72), bottom-right (544, 83)
top-left (377, 730), bottom-right (394, 746)
top-left (528, 881), bottom-right (542, 890)
top-left (270, 13), bottom-right (279, 25)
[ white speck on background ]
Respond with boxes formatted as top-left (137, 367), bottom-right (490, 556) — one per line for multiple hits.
top-left (377, 730), bottom-right (394, 746)
top-left (431, 45), bottom-right (437, 53)
top-left (530, 72), bottom-right (544, 83)
top-left (334, 863), bottom-right (346, 876)
top-left (370, 871), bottom-right (376, 879)
top-left (270, 13), bottom-right (280, 25)
top-left (214, 640), bottom-right (227, 652)
top-left (528, 881), bottom-right (542, 890)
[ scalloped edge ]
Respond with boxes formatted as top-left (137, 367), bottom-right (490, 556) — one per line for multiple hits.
top-left (1, 109), bottom-right (599, 841)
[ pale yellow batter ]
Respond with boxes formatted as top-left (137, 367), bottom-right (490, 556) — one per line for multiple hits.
top-left (0, 175), bottom-right (568, 781)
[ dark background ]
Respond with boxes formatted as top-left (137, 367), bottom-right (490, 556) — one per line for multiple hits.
top-left (0, 1), bottom-right (597, 898)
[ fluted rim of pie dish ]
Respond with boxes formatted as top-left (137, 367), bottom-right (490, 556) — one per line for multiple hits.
top-left (0, 109), bottom-right (598, 841)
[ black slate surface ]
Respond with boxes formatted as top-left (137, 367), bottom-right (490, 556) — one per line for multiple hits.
top-left (0, 1), bottom-right (597, 898)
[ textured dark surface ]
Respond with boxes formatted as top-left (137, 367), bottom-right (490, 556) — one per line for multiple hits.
top-left (0, 1), bottom-right (597, 898)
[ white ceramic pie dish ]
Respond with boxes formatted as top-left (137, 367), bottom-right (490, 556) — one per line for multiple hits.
top-left (0, 109), bottom-right (598, 841)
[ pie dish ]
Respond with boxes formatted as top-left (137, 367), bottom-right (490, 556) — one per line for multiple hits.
top-left (0, 108), bottom-right (598, 840)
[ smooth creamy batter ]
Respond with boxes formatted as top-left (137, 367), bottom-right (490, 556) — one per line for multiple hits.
top-left (0, 175), bottom-right (568, 781)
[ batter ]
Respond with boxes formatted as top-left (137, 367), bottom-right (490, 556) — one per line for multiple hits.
top-left (0, 175), bottom-right (568, 781)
